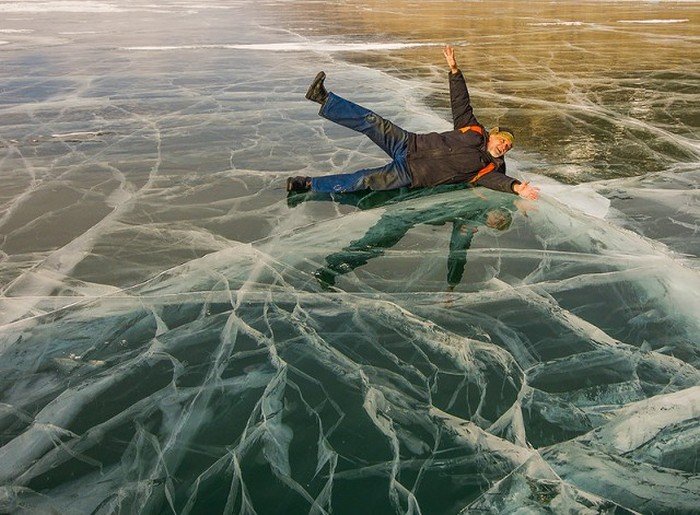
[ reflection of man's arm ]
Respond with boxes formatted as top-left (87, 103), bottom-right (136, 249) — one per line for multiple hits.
top-left (315, 215), bottom-right (413, 287)
top-left (447, 222), bottom-right (476, 289)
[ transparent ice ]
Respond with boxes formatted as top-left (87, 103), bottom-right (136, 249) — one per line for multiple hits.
top-left (0, 1), bottom-right (698, 513)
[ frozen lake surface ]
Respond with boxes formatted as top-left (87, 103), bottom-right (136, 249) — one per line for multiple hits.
top-left (0, 0), bottom-right (698, 512)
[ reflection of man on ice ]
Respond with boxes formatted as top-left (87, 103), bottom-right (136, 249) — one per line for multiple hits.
top-left (312, 188), bottom-right (518, 290)
top-left (288, 45), bottom-right (540, 200)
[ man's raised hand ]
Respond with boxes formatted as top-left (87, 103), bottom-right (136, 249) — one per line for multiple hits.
top-left (443, 45), bottom-right (459, 74)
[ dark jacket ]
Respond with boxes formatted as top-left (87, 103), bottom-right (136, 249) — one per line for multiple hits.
top-left (406, 71), bottom-right (519, 194)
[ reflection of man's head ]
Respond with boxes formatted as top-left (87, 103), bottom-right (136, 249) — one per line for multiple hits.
top-left (485, 208), bottom-right (513, 231)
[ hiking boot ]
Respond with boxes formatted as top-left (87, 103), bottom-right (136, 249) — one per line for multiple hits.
top-left (286, 175), bottom-right (311, 192)
top-left (305, 71), bottom-right (328, 105)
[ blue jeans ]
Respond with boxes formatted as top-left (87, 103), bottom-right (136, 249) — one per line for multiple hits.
top-left (311, 93), bottom-right (413, 193)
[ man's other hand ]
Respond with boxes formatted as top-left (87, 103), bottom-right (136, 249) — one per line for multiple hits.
top-left (513, 181), bottom-right (540, 200)
top-left (443, 45), bottom-right (459, 74)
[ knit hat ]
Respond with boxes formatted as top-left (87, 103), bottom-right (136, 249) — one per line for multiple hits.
top-left (489, 126), bottom-right (515, 144)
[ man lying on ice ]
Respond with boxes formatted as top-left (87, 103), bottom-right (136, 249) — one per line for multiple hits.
top-left (287, 45), bottom-right (539, 200)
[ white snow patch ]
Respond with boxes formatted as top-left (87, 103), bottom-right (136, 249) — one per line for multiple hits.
top-left (528, 21), bottom-right (586, 26)
top-left (618, 19), bottom-right (689, 24)
top-left (0, 1), bottom-right (174, 12)
top-left (123, 42), bottom-right (438, 52)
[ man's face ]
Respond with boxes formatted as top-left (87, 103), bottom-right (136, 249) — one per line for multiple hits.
top-left (487, 135), bottom-right (513, 158)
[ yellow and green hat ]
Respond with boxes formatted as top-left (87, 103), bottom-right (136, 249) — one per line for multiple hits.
top-left (489, 126), bottom-right (515, 144)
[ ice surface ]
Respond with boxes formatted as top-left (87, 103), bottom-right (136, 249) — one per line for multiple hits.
top-left (0, 0), bottom-right (698, 513)
top-left (0, 2), bottom-right (126, 13)
top-left (123, 43), bottom-right (439, 52)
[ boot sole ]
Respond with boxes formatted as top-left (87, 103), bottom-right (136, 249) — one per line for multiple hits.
top-left (305, 71), bottom-right (326, 101)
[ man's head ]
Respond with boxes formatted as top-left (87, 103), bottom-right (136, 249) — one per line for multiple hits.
top-left (485, 208), bottom-right (513, 231)
top-left (486, 127), bottom-right (514, 158)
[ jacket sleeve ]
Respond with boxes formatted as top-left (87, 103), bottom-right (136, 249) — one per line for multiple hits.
top-left (474, 162), bottom-right (521, 194)
top-left (449, 70), bottom-right (479, 129)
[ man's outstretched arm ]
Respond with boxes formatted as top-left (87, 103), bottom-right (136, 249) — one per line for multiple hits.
top-left (444, 45), bottom-right (479, 129)
top-left (475, 169), bottom-right (540, 200)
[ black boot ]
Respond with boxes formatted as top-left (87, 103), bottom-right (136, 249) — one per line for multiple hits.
top-left (286, 175), bottom-right (311, 192)
top-left (305, 71), bottom-right (328, 105)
